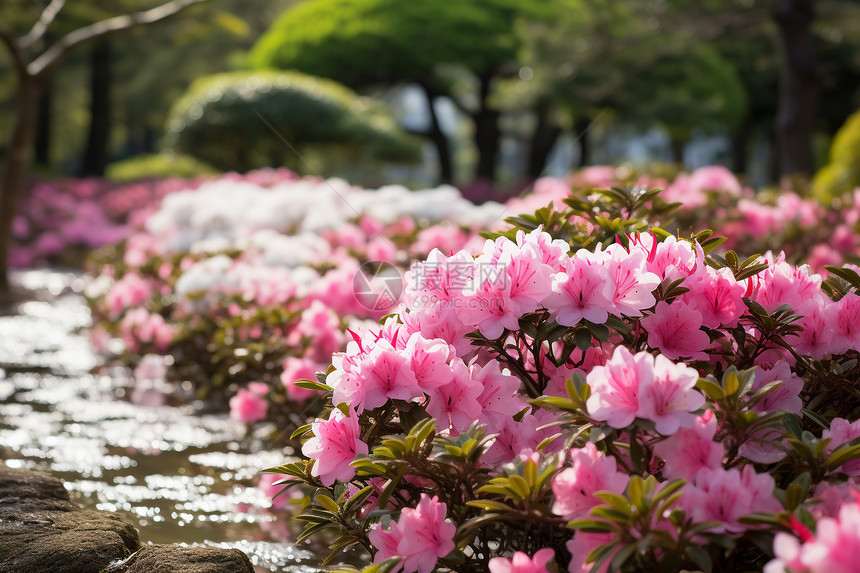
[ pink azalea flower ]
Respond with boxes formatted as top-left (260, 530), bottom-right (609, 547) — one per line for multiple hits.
top-left (640, 300), bottom-right (710, 361)
top-left (258, 473), bottom-right (300, 511)
top-left (481, 412), bottom-right (543, 466)
top-left (753, 258), bottom-right (823, 314)
top-left (586, 346), bottom-right (652, 429)
top-left (280, 356), bottom-right (322, 402)
top-left (473, 361), bottom-right (527, 429)
top-left (369, 494), bottom-right (456, 573)
top-left (405, 333), bottom-right (453, 391)
top-left (792, 300), bottom-right (837, 359)
top-left (504, 243), bottom-right (555, 317)
top-left (566, 532), bottom-right (615, 573)
top-left (402, 306), bottom-right (475, 357)
top-left (489, 548), bottom-right (555, 573)
top-left (516, 227), bottom-right (571, 273)
top-left (688, 165), bottom-right (743, 196)
top-left (653, 410), bottom-right (724, 479)
top-left (229, 388), bottom-right (268, 425)
top-left (797, 502), bottom-right (860, 573)
top-left (822, 418), bottom-right (860, 477)
top-left (630, 233), bottom-right (698, 282)
top-left (105, 273), bottom-right (154, 319)
top-left (810, 481), bottom-right (860, 520)
top-left (832, 293), bottom-right (860, 355)
top-left (545, 252), bottom-right (615, 326)
top-left (663, 173), bottom-right (706, 209)
top-left (748, 360), bottom-right (803, 415)
top-left (680, 466), bottom-right (780, 534)
top-left (294, 300), bottom-right (345, 362)
top-left (357, 342), bottom-right (423, 411)
top-left (405, 249), bottom-right (475, 319)
top-left (597, 243), bottom-right (660, 317)
top-left (638, 353), bottom-right (704, 435)
top-left (301, 408), bottom-right (368, 487)
top-left (425, 359), bottom-right (484, 433)
top-left (368, 523), bottom-right (404, 564)
top-left (739, 426), bottom-right (791, 464)
top-left (411, 223), bottom-right (470, 258)
top-left (764, 532), bottom-right (808, 573)
top-left (551, 442), bottom-right (629, 521)
top-left (682, 266), bottom-right (745, 328)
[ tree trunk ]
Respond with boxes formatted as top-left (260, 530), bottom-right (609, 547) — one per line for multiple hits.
top-left (81, 40), bottom-right (112, 176)
top-left (473, 74), bottom-right (500, 182)
top-left (730, 123), bottom-right (749, 176)
top-left (0, 77), bottom-right (43, 291)
top-left (574, 116), bottom-right (591, 167)
top-left (34, 79), bottom-right (52, 167)
top-left (773, 0), bottom-right (819, 178)
top-left (670, 138), bottom-right (686, 165)
top-left (419, 83), bottom-right (453, 184)
top-left (526, 98), bottom-right (562, 180)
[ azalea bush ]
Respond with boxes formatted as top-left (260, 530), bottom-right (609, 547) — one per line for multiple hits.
top-left (268, 182), bottom-right (860, 573)
top-left (9, 168), bottom-right (295, 268)
top-left (85, 173), bottom-right (506, 428)
top-left (516, 165), bottom-right (860, 272)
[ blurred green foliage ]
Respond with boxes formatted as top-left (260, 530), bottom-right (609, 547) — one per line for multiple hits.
top-left (105, 153), bottom-right (219, 182)
top-left (163, 70), bottom-right (422, 172)
top-left (620, 45), bottom-right (748, 142)
top-left (813, 109), bottom-right (860, 201)
top-left (250, 0), bottom-right (549, 88)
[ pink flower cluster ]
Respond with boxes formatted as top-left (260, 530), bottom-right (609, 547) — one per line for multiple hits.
top-left (87, 172), bottom-right (505, 425)
top-left (586, 346), bottom-right (704, 435)
top-left (292, 211), bottom-right (860, 571)
top-left (368, 494), bottom-right (456, 573)
top-left (403, 229), bottom-right (660, 351)
top-left (12, 168), bottom-right (298, 268)
top-left (767, 501), bottom-right (860, 573)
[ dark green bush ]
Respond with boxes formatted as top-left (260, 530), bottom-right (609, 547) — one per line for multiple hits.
top-left (163, 70), bottom-right (422, 172)
top-left (106, 153), bottom-right (219, 182)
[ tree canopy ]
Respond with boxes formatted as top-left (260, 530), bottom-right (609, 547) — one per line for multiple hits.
top-left (250, 0), bottom-right (547, 88)
top-left (164, 70), bottom-right (422, 172)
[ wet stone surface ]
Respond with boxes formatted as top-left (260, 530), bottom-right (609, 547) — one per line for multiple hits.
top-left (0, 270), bottom-right (317, 572)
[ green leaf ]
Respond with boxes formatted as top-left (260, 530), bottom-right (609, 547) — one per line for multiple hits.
top-left (508, 475), bottom-right (532, 499)
top-left (801, 408), bottom-right (830, 429)
top-left (294, 378), bottom-right (332, 392)
top-left (316, 493), bottom-right (340, 513)
top-left (593, 492), bottom-right (633, 517)
top-left (343, 485), bottom-right (375, 514)
top-left (523, 459), bottom-right (538, 487)
top-left (465, 500), bottom-right (515, 512)
top-left (296, 521), bottom-right (337, 543)
top-left (569, 519), bottom-right (618, 533)
top-left (290, 424), bottom-right (313, 440)
top-left (784, 414), bottom-right (804, 440)
top-left (696, 377), bottom-right (725, 400)
top-left (358, 557), bottom-right (403, 573)
top-left (825, 265), bottom-right (860, 289)
top-left (827, 443), bottom-right (860, 471)
top-left (627, 477), bottom-right (645, 507)
top-left (575, 329), bottom-right (593, 352)
top-left (608, 543), bottom-right (637, 573)
top-left (531, 395), bottom-right (578, 411)
top-left (685, 546), bottom-right (713, 573)
top-left (784, 483), bottom-right (804, 511)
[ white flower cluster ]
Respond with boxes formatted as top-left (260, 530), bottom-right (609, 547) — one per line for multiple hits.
top-left (145, 178), bottom-right (505, 254)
